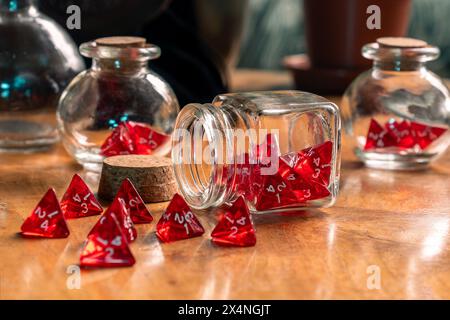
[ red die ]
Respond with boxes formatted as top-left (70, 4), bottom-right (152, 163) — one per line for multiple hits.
top-left (60, 174), bottom-right (103, 219)
top-left (89, 196), bottom-right (137, 243)
top-left (129, 121), bottom-right (171, 155)
top-left (254, 172), bottom-right (300, 211)
top-left (100, 121), bottom-right (170, 157)
top-left (364, 118), bottom-right (397, 150)
top-left (410, 121), bottom-right (447, 150)
top-left (385, 120), bottom-right (416, 149)
top-left (156, 194), bottom-right (204, 243)
top-left (100, 122), bottom-right (136, 156)
top-left (21, 188), bottom-right (70, 238)
top-left (211, 196), bottom-right (256, 247)
top-left (278, 157), bottom-right (319, 203)
top-left (80, 211), bottom-right (135, 268)
top-left (294, 140), bottom-right (332, 199)
top-left (114, 179), bottom-right (153, 224)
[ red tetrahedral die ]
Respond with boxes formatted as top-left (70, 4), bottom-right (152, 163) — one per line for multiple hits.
top-left (254, 141), bottom-right (333, 210)
top-left (115, 179), bottom-right (153, 224)
top-left (365, 118), bottom-right (447, 151)
top-left (100, 121), bottom-right (170, 157)
top-left (410, 121), bottom-right (447, 150)
top-left (60, 174), bottom-right (103, 219)
top-left (254, 171), bottom-right (300, 211)
top-left (156, 194), bottom-right (205, 243)
top-left (129, 121), bottom-right (171, 155)
top-left (294, 141), bottom-right (332, 199)
top-left (222, 133), bottom-right (281, 205)
top-left (20, 188), bottom-right (70, 238)
top-left (278, 157), bottom-right (318, 203)
top-left (385, 120), bottom-right (416, 149)
top-left (100, 121), bottom-right (136, 156)
top-left (211, 196), bottom-right (256, 247)
top-left (89, 196), bottom-right (137, 243)
top-left (246, 133), bottom-right (281, 204)
top-left (364, 119), bottom-right (397, 150)
top-left (80, 211), bottom-right (135, 268)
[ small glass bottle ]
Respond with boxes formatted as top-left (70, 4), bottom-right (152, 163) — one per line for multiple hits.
top-left (342, 37), bottom-right (450, 170)
top-left (172, 91), bottom-right (341, 214)
top-left (0, 0), bottom-right (84, 151)
top-left (57, 37), bottom-right (179, 172)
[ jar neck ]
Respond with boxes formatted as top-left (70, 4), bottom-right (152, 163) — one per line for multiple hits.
top-left (172, 103), bottom-right (252, 209)
top-left (0, 0), bottom-right (36, 12)
top-left (373, 59), bottom-right (426, 72)
top-left (91, 58), bottom-right (149, 76)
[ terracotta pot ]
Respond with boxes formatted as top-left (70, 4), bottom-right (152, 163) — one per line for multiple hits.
top-left (304, 0), bottom-right (412, 69)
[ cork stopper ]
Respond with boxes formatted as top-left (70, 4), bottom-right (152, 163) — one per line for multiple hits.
top-left (377, 37), bottom-right (428, 48)
top-left (95, 36), bottom-right (147, 48)
top-left (104, 154), bottom-right (172, 169)
top-left (98, 155), bottom-right (177, 203)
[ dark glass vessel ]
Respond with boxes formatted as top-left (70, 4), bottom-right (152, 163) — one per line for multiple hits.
top-left (0, 0), bottom-right (84, 151)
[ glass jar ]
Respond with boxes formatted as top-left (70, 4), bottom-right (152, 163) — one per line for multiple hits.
top-left (342, 37), bottom-right (450, 170)
top-left (0, 0), bottom-right (84, 151)
top-left (172, 91), bottom-right (341, 214)
top-left (57, 37), bottom-right (179, 172)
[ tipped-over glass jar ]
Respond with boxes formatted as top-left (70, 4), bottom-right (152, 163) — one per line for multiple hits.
top-left (0, 0), bottom-right (84, 151)
top-left (342, 37), bottom-right (450, 170)
top-left (57, 37), bottom-right (179, 172)
top-left (172, 91), bottom-right (341, 214)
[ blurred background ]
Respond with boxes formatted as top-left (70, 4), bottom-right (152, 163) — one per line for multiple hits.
top-left (7, 0), bottom-right (450, 106)
top-left (239, 0), bottom-right (450, 76)
top-left (36, 0), bottom-right (450, 104)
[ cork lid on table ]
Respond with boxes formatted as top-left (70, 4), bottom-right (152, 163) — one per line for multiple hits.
top-left (98, 155), bottom-right (177, 203)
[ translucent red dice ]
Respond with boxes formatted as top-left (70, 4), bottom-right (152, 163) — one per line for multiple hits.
top-left (254, 171), bottom-right (300, 211)
top-left (60, 174), bottom-right (103, 219)
top-left (294, 140), bottom-right (332, 200)
top-left (114, 179), bottom-right (153, 224)
top-left (410, 121), bottom-right (447, 149)
top-left (89, 196), bottom-right (137, 243)
top-left (211, 196), bottom-right (256, 247)
top-left (254, 141), bottom-right (333, 210)
top-left (156, 194), bottom-right (205, 243)
top-left (364, 118), bottom-right (397, 150)
top-left (80, 211), bottom-right (135, 268)
top-left (130, 121), bottom-right (171, 155)
top-left (100, 121), bottom-right (170, 156)
top-left (20, 188), bottom-right (70, 238)
top-left (365, 118), bottom-right (447, 151)
top-left (100, 121), bottom-right (136, 156)
top-left (385, 119), bottom-right (416, 149)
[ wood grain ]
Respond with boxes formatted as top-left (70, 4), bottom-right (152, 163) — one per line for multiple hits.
top-left (1, 87), bottom-right (450, 300)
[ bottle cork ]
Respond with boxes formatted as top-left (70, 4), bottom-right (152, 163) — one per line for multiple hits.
top-left (377, 37), bottom-right (428, 48)
top-left (95, 36), bottom-right (147, 48)
top-left (98, 155), bottom-right (178, 203)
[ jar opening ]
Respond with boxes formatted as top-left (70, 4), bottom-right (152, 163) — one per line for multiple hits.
top-left (362, 42), bottom-right (440, 64)
top-left (79, 41), bottom-right (161, 62)
top-left (172, 103), bottom-right (230, 209)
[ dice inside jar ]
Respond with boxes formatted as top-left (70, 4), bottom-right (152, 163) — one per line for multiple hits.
top-left (342, 37), bottom-right (450, 170)
top-left (57, 37), bottom-right (179, 171)
top-left (172, 91), bottom-right (341, 214)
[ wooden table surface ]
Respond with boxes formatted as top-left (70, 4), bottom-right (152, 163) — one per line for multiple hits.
top-left (1, 72), bottom-right (450, 300)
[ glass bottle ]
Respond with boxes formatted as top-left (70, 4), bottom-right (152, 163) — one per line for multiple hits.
top-left (0, 0), bottom-right (84, 151)
top-left (57, 37), bottom-right (180, 172)
top-left (172, 90), bottom-right (341, 214)
top-left (342, 37), bottom-right (450, 170)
